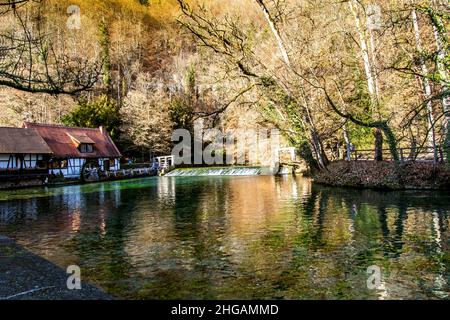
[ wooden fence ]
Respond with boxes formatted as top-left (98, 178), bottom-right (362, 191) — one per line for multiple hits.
top-left (351, 146), bottom-right (445, 163)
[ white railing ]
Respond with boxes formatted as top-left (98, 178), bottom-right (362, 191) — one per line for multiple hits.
top-left (106, 167), bottom-right (155, 178)
top-left (154, 155), bottom-right (175, 169)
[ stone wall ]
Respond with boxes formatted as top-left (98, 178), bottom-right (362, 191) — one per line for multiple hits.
top-left (313, 161), bottom-right (450, 190)
top-left (0, 178), bottom-right (45, 190)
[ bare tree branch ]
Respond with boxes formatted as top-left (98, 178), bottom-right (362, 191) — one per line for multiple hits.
top-left (0, 0), bottom-right (102, 94)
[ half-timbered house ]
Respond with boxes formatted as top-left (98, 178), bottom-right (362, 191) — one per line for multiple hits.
top-left (0, 127), bottom-right (52, 175)
top-left (25, 123), bottom-right (122, 178)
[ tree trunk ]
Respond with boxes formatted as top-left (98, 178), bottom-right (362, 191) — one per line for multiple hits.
top-left (255, 0), bottom-right (290, 66)
top-left (409, 136), bottom-right (417, 160)
top-left (380, 123), bottom-right (399, 163)
top-left (348, 0), bottom-right (378, 112)
top-left (368, 31), bottom-right (381, 100)
top-left (412, 9), bottom-right (438, 163)
top-left (343, 125), bottom-right (352, 161)
top-left (374, 128), bottom-right (383, 161)
top-left (430, 14), bottom-right (450, 164)
top-left (310, 129), bottom-right (329, 169)
top-left (98, 21), bottom-right (112, 95)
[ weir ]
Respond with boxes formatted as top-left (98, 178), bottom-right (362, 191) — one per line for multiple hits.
top-left (165, 166), bottom-right (271, 177)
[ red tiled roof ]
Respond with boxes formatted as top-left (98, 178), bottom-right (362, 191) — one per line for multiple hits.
top-left (24, 123), bottom-right (122, 159)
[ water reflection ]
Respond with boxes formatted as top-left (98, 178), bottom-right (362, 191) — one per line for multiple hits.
top-left (0, 176), bottom-right (448, 299)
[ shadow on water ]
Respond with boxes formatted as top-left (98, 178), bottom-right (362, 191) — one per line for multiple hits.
top-left (0, 176), bottom-right (448, 299)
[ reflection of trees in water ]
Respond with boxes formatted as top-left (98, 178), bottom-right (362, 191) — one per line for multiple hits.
top-left (143, 177), bottom-right (312, 299)
top-left (393, 203), bottom-right (407, 258)
top-left (437, 208), bottom-right (449, 253)
top-left (0, 198), bottom-right (38, 222)
top-left (0, 186), bottom-right (91, 242)
top-left (286, 186), bottom-right (369, 298)
top-left (0, 185), bottom-right (90, 225)
top-left (312, 190), bottom-right (329, 247)
top-left (225, 181), bottom-right (449, 299)
top-left (133, 177), bottom-right (234, 299)
top-left (316, 185), bottom-right (447, 254)
top-left (0, 185), bottom-right (139, 298)
top-left (0, 177), bottom-right (448, 299)
top-left (63, 187), bottom-right (138, 297)
top-left (179, 179), bottom-right (229, 298)
top-left (307, 185), bottom-right (449, 298)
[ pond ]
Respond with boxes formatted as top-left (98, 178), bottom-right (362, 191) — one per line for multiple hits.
top-left (0, 176), bottom-right (449, 299)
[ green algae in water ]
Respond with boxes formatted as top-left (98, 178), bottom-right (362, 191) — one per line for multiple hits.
top-left (0, 176), bottom-right (449, 299)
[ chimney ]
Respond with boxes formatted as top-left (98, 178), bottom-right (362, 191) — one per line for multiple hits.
top-left (99, 126), bottom-right (104, 134)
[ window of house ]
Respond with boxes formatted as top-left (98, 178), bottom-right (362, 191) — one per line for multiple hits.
top-left (79, 144), bottom-right (94, 153)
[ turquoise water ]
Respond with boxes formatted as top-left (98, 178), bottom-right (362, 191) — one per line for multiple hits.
top-left (0, 176), bottom-right (449, 299)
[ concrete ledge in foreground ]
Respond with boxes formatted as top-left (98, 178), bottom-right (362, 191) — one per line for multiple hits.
top-left (0, 236), bottom-right (113, 300)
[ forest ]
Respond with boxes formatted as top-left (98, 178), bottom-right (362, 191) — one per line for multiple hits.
top-left (0, 0), bottom-right (448, 167)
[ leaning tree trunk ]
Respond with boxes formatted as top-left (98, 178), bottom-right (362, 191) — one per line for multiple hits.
top-left (324, 90), bottom-right (400, 162)
top-left (379, 122), bottom-right (400, 163)
top-left (255, 0), bottom-right (290, 66)
top-left (309, 129), bottom-right (329, 170)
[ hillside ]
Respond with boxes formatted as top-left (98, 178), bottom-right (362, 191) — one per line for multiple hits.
top-left (0, 0), bottom-right (449, 164)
